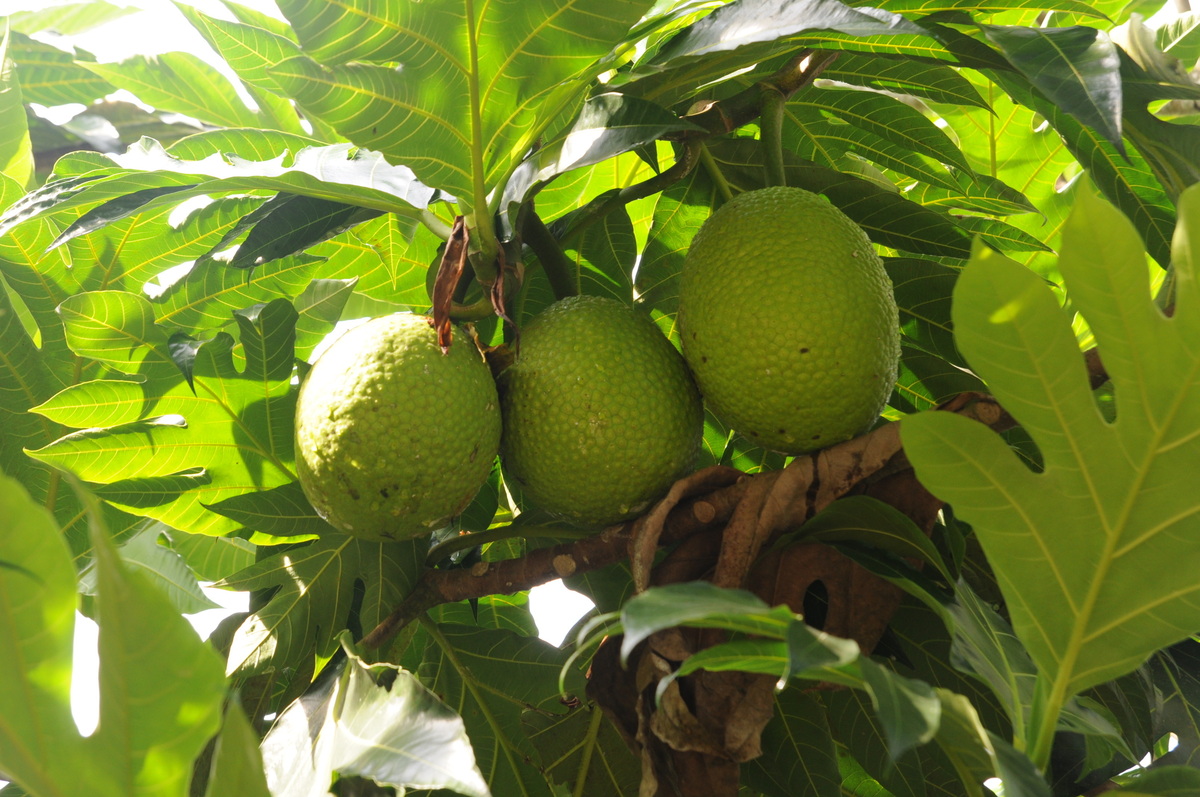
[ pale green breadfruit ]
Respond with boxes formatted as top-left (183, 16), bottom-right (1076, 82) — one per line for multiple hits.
top-left (295, 314), bottom-right (501, 541)
top-left (678, 186), bottom-right (900, 454)
top-left (499, 295), bottom-right (704, 527)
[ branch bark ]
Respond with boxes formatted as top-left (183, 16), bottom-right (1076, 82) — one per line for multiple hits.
top-left (360, 339), bottom-right (1101, 651)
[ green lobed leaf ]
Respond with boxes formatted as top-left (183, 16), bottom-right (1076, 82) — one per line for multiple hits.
top-left (826, 689), bottom-right (929, 797)
top-left (78, 523), bottom-right (218, 615)
top-left (1121, 103), bottom-right (1200, 204)
top-left (903, 186), bottom-right (1200, 754)
top-left (521, 702), bottom-right (641, 795)
top-left (742, 689), bottom-right (842, 797)
top-left (1115, 766), bottom-right (1200, 795)
top-left (932, 689), bottom-right (1049, 797)
top-left (82, 52), bottom-right (264, 130)
top-left (205, 481), bottom-right (330, 540)
top-left (797, 87), bottom-right (972, 175)
top-left (173, 2), bottom-right (307, 135)
top-left (272, 0), bottom-right (656, 205)
top-left (788, 496), bottom-right (952, 580)
top-left (260, 640), bottom-right (489, 797)
top-left (928, 71), bottom-right (1078, 278)
top-left (8, 32), bottom-right (115, 106)
top-left (885, 258), bottom-right (962, 368)
top-left (0, 138), bottom-right (437, 252)
top-left (981, 26), bottom-right (1125, 155)
top-left (220, 193), bottom-right (382, 270)
top-left (0, 473), bottom-right (87, 797)
top-left (202, 698), bottom-right (272, 797)
top-left (952, 215), bottom-right (1052, 253)
top-left (1157, 11), bottom-right (1200, 64)
top-left (1149, 644), bottom-right (1200, 768)
top-left (705, 138), bottom-right (974, 259)
top-left (653, 0), bottom-right (928, 64)
top-left (501, 92), bottom-right (700, 217)
top-left (891, 343), bottom-right (988, 415)
top-left (222, 0), bottom-right (298, 41)
top-left (618, 581), bottom-right (795, 662)
top-left (821, 53), bottom-right (988, 109)
top-left (8, 1), bottom-right (137, 36)
top-left (0, 30), bottom-right (32, 189)
top-left (858, 658), bottom-right (942, 760)
top-left (419, 622), bottom-right (586, 796)
top-left (909, 170), bottom-right (1038, 218)
top-left (219, 536), bottom-right (423, 676)
top-left (552, 194), bottom-right (637, 304)
top-left (29, 295), bottom-right (300, 536)
top-left (167, 527), bottom-right (256, 583)
top-left (784, 100), bottom-right (960, 192)
top-left (635, 155), bottom-right (716, 338)
top-left (85, 484), bottom-right (228, 797)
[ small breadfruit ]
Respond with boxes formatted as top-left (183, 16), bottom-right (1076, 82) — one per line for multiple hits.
top-left (294, 313), bottom-right (501, 541)
top-left (499, 295), bottom-right (704, 527)
top-left (678, 186), bottom-right (900, 454)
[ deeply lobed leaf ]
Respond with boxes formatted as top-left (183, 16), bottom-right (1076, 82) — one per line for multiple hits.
top-left (904, 186), bottom-right (1200, 724)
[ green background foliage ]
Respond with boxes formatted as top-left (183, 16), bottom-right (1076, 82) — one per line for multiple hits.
top-left (1, 0), bottom-right (1200, 795)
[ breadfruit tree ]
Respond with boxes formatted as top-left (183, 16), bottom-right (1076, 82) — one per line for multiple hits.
top-left (1, 1), bottom-right (1200, 796)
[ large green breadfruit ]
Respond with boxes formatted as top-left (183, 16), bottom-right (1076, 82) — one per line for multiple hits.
top-left (499, 295), bottom-right (703, 527)
top-left (294, 313), bottom-right (501, 541)
top-left (678, 186), bottom-right (900, 454)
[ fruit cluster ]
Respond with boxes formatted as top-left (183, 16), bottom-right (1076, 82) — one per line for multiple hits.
top-left (294, 188), bottom-right (900, 542)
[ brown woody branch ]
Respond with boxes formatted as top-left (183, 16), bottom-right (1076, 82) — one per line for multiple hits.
top-left (361, 345), bottom-right (1112, 651)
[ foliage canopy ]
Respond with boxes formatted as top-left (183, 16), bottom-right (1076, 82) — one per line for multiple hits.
top-left (2, 0), bottom-right (1200, 795)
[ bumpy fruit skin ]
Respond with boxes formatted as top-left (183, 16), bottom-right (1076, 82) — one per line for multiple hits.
top-left (294, 314), bottom-right (501, 541)
top-left (678, 186), bottom-right (900, 454)
top-left (499, 295), bottom-right (703, 527)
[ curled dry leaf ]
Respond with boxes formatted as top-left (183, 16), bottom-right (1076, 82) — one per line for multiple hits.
top-left (430, 216), bottom-right (469, 351)
top-left (630, 465), bottom-right (743, 592)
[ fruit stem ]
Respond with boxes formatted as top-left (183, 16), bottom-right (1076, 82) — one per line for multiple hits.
top-left (521, 210), bottom-right (579, 300)
top-left (447, 293), bottom-right (496, 322)
top-left (421, 208), bottom-right (454, 241)
top-left (759, 84), bottom-right (788, 188)
top-left (556, 140), bottom-right (702, 245)
top-left (699, 143), bottom-right (734, 203)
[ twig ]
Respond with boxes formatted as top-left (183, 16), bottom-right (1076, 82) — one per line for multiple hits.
top-left (360, 387), bottom-right (1033, 650)
top-left (668, 50), bottom-right (839, 141)
top-left (361, 486), bottom-right (745, 649)
top-left (521, 210), bottom-right (579, 300)
top-left (556, 140), bottom-right (702, 245)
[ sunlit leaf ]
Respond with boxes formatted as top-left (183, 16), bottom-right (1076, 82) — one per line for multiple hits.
top-left (0, 138), bottom-right (437, 245)
top-left (174, 3), bottom-right (307, 136)
top-left (202, 698), bottom-right (272, 797)
top-left (86, 492), bottom-right (228, 796)
top-left (29, 295), bottom-right (300, 535)
top-left (272, 0), bottom-right (656, 205)
top-left (220, 536), bottom-right (423, 676)
top-left (903, 187), bottom-right (1200, 757)
top-left (0, 473), bottom-right (87, 797)
top-left (83, 52), bottom-right (264, 130)
top-left (261, 640), bottom-right (489, 797)
top-left (0, 31), bottom-right (32, 188)
top-left (8, 32), bottom-right (115, 106)
top-left (78, 523), bottom-right (218, 615)
top-left (822, 53), bottom-right (988, 109)
top-left (982, 26), bottom-right (1124, 155)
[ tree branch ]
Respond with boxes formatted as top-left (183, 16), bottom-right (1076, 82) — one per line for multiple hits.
top-left (668, 50), bottom-right (839, 141)
top-left (360, 340), bottom-right (1092, 651)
